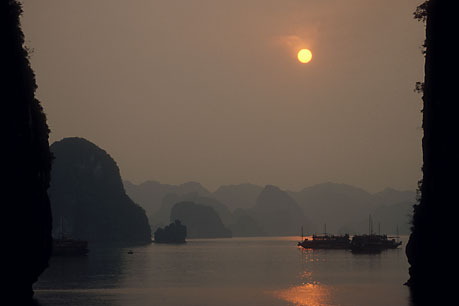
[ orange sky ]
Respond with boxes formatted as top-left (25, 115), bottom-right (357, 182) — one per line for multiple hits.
top-left (21, 0), bottom-right (425, 192)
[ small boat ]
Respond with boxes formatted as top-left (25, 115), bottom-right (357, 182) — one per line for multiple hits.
top-left (53, 237), bottom-right (89, 256)
top-left (297, 225), bottom-right (351, 249)
top-left (52, 217), bottom-right (89, 256)
top-left (127, 250), bottom-right (134, 254)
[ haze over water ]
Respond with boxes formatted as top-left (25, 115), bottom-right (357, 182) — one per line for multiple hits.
top-left (21, 0), bottom-right (425, 193)
top-left (34, 236), bottom-right (410, 306)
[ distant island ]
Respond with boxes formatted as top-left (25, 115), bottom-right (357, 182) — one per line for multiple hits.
top-left (171, 202), bottom-right (232, 238)
top-left (154, 220), bottom-right (187, 243)
top-left (250, 185), bottom-right (307, 236)
top-left (49, 137), bottom-right (151, 244)
top-left (125, 180), bottom-right (416, 237)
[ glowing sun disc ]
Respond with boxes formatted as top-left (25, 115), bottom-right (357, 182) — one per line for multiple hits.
top-left (297, 49), bottom-right (312, 63)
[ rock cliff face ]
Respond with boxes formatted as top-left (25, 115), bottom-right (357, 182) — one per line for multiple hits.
top-left (170, 202), bottom-right (232, 238)
top-left (49, 137), bottom-right (151, 243)
top-left (407, 2), bottom-right (457, 303)
top-left (2, 0), bottom-right (53, 299)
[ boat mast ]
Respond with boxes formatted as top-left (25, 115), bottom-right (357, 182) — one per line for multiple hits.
top-left (369, 214), bottom-right (373, 235)
top-left (301, 226), bottom-right (304, 241)
top-left (60, 216), bottom-right (64, 239)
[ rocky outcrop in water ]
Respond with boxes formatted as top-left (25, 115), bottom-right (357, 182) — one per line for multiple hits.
top-left (50, 137), bottom-right (151, 243)
top-left (154, 220), bottom-right (187, 243)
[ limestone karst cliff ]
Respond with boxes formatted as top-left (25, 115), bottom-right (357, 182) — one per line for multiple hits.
top-left (50, 137), bottom-right (151, 243)
top-left (2, 0), bottom-right (53, 300)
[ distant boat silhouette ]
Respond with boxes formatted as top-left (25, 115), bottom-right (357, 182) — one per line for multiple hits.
top-left (350, 234), bottom-right (402, 253)
top-left (53, 237), bottom-right (89, 256)
top-left (52, 217), bottom-right (89, 256)
top-left (350, 215), bottom-right (402, 253)
top-left (297, 224), bottom-right (351, 249)
top-left (127, 250), bottom-right (134, 254)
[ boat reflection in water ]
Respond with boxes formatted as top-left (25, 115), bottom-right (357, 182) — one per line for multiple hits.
top-left (272, 282), bottom-right (334, 306)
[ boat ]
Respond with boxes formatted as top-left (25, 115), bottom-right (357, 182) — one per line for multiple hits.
top-left (350, 234), bottom-right (402, 253)
top-left (297, 225), bottom-right (351, 249)
top-left (52, 217), bottom-right (89, 256)
top-left (298, 234), bottom-right (351, 249)
top-left (127, 250), bottom-right (134, 254)
top-left (53, 237), bottom-right (89, 256)
top-left (350, 215), bottom-right (402, 253)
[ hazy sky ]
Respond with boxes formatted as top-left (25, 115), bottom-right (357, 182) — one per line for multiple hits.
top-left (21, 0), bottom-right (425, 192)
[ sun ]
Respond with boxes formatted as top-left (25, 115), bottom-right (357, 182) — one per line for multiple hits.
top-left (297, 49), bottom-right (312, 64)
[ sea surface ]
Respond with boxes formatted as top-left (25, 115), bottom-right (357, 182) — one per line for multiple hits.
top-left (34, 236), bottom-right (411, 306)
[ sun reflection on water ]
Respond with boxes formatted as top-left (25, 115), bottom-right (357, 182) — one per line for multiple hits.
top-left (272, 283), bottom-right (335, 306)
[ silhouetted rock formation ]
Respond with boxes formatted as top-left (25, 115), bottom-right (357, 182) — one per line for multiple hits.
top-left (154, 220), bottom-right (187, 243)
top-left (228, 208), bottom-right (265, 237)
top-left (252, 185), bottom-right (308, 236)
top-left (150, 192), bottom-right (233, 230)
top-left (290, 182), bottom-right (415, 234)
top-left (1, 0), bottom-right (53, 300)
top-left (372, 187), bottom-right (416, 206)
top-left (124, 180), bottom-right (210, 216)
top-left (128, 179), bottom-right (414, 237)
top-left (407, 1), bottom-right (458, 304)
top-left (213, 183), bottom-right (264, 209)
top-left (170, 202), bottom-right (232, 238)
top-left (49, 138), bottom-right (151, 243)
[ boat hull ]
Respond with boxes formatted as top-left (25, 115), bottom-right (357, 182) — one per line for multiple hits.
top-left (350, 235), bottom-right (402, 253)
top-left (52, 239), bottom-right (89, 256)
top-left (298, 234), bottom-right (351, 250)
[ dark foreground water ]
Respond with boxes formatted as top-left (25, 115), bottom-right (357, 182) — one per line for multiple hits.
top-left (34, 236), bottom-right (410, 306)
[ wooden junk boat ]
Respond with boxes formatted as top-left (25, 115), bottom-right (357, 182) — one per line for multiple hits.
top-left (297, 225), bottom-right (351, 249)
top-left (350, 216), bottom-right (402, 253)
top-left (350, 234), bottom-right (401, 253)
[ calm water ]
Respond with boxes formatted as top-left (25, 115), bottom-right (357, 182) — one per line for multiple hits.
top-left (34, 236), bottom-right (411, 306)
